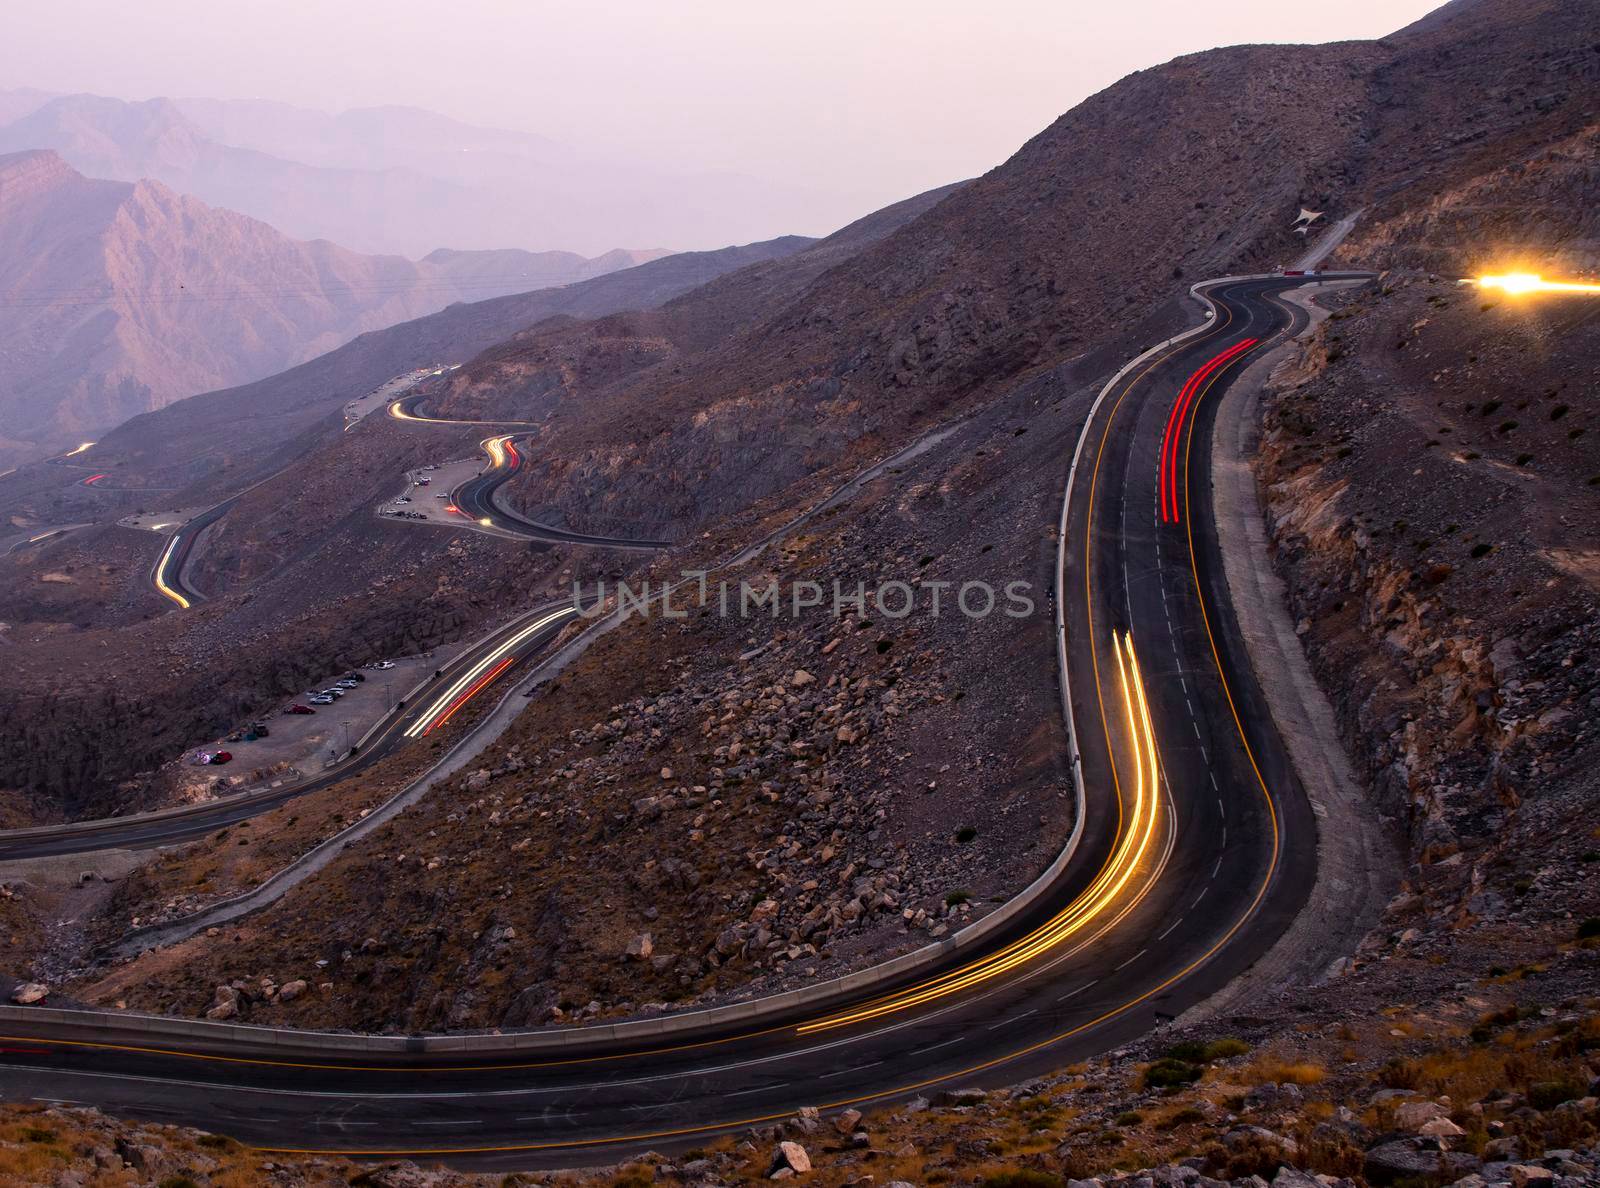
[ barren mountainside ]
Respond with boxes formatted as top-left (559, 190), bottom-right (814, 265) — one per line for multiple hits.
top-left (422, 0), bottom-right (1597, 541)
top-left (5, 0), bottom-right (1600, 1183)
top-left (0, 149), bottom-right (662, 464)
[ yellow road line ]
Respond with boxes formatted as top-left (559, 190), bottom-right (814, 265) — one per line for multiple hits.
top-left (153, 534), bottom-right (191, 609)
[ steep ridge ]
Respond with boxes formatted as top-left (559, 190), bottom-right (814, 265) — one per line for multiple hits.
top-left (424, 0), bottom-right (1599, 542)
top-left (0, 149), bottom-right (663, 464)
top-left (428, 42), bottom-right (1380, 535)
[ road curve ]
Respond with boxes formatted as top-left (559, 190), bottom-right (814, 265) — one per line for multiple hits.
top-left (451, 434), bottom-right (670, 550)
top-left (150, 496), bottom-right (240, 609)
top-left (389, 390), bottom-right (671, 550)
top-left (0, 274), bottom-right (1366, 1169)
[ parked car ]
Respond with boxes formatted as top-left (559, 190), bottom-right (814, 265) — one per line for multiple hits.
top-left (284, 704), bottom-right (315, 715)
top-left (209, 751), bottom-right (233, 765)
top-left (344, 672), bottom-right (366, 682)
top-left (375, 660), bottom-right (396, 670)
top-left (309, 696), bottom-right (334, 705)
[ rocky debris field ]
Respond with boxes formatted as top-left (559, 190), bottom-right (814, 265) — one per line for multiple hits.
top-left (61, 342), bottom-right (1109, 1032)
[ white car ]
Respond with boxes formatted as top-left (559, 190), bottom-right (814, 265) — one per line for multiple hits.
top-left (375, 660), bottom-right (396, 669)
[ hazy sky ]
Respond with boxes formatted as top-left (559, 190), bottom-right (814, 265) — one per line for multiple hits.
top-left (4, 0), bottom-right (1446, 234)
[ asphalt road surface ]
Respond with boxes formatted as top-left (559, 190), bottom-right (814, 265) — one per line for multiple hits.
top-left (0, 276), bottom-right (1355, 1169)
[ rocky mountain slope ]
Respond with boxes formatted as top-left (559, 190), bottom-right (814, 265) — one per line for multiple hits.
top-left (399, 0), bottom-right (1595, 546)
top-left (0, 149), bottom-right (662, 464)
top-left (52, 235), bottom-right (818, 503)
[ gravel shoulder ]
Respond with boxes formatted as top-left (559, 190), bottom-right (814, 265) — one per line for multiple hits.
top-left (1181, 282), bottom-right (1398, 1026)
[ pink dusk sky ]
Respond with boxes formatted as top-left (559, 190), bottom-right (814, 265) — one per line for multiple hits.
top-left (2, 0), bottom-right (1446, 243)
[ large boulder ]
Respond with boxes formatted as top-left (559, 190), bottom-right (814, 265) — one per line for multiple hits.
top-left (1365, 1139), bottom-right (1479, 1185)
top-left (1394, 1100), bottom-right (1448, 1130)
top-left (9, 982), bottom-right (48, 1005)
top-left (770, 1141), bottom-right (811, 1176)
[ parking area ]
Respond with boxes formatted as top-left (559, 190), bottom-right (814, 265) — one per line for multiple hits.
top-left (376, 456), bottom-right (484, 528)
top-left (117, 507), bottom-right (210, 533)
top-left (179, 648), bottom-right (464, 796)
top-left (342, 365), bottom-right (455, 430)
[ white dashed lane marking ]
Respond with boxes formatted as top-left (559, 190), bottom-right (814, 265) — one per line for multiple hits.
top-left (1113, 948), bottom-right (1148, 973)
top-left (988, 1009), bottom-right (1038, 1030)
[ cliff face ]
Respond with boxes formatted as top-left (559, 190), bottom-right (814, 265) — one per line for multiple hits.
top-left (0, 150), bottom-right (657, 464)
top-left (1342, 116), bottom-right (1600, 277)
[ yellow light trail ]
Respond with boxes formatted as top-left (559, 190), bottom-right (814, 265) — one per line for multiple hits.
top-left (403, 607), bottom-right (577, 739)
top-left (61, 441), bottom-right (95, 458)
top-left (483, 435), bottom-right (511, 468)
top-left (797, 630), bottom-right (1163, 1034)
top-left (388, 401), bottom-right (518, 428)
top-left (1474, 273), bottom-right (1600, 296)
top-left (153, 534), bottom-right (191, 609)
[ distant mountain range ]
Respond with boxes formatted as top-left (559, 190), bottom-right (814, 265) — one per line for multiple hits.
top-left (0, 148), bottom-right (664, 464)
top-left (0, 90), bottom-right (851, 257)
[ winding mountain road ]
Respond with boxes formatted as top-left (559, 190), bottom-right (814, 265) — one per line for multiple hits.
top-left (0, 274), bottom-right (1369, 1169)
top-left (448, 433), bottom-right (670, 550)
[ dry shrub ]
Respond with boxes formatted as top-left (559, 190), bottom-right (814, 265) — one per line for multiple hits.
top-left (1203, 1132), bottom-right (1291, 1180)
top-left (1248, 1058), bottom-right (1326, 1086)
